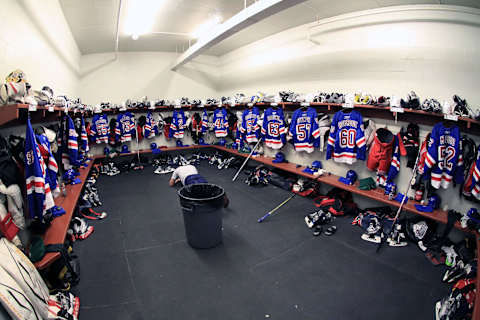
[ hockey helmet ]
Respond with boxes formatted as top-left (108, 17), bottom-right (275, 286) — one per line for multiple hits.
top-left (6, 69), bottom-right (27, 83)
top-left (63, 169), bottom-right (81, 185)
top-left (377, 96), bottom-right (389, 106)
top-left (384, 182), bottom-right (397, 196)
top-left (231, 143), bottom-right (238, 150)
top-left (467, 208), bottom-right (480, 224)
top-left (421, 99), bottom-right (433, 112)
top-left (217, 138), bottom-right (226, 146)
top-left (407, 91), bottom-right (420, 109)
top-left (103, 147), bottom-right (110, 155)
top-left (198, 137), bottom-right (207, 145)
top-left (428, 194), bottom-right (441, 210)
top-left (431, 99), bottom-right (442, 113)
top-left (311, 160), bottom-right (322, 169)
top-left (150, 142), bottom-right (157, 150)
top-left (346, 170), bottom-right (357, 184)
top-left (176, 140), bottom-right (183, 147)
top-left (121, 145), bottom-right (129, 154)
top-left (272, 152), bottom-right (286, 163)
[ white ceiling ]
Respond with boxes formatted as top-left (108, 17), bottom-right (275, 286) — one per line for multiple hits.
top-left (60, 0), bottom-right (480, 56)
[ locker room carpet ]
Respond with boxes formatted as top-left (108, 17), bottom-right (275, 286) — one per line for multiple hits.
top-left (72, 159), bottom-right (450, 320)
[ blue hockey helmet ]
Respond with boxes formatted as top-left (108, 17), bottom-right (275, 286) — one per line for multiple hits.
top-left (176, 140), bottom-right (183, 147)
top-left (121, 145), bottom-right (129, 154)
top-left (272, 152), bottom-right (286, 163)
top-left (428, 194), bottom-right (441, 210)
top-left (150, 142), bottom-right (157, 150)
top-left (384, 182), bottom-right (397, 195)
top-left (346, 170), bottom-right (357, 184)
top-left (311, 160), bottom-right (322, 169)
top-left (103, 147), bottom-right (110, 155)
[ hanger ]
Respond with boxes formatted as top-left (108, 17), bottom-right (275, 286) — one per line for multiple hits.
top-left (442, 119), bottom-right (455, 128)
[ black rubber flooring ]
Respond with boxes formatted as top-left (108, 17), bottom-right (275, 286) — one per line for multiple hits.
top-left (73, 160), bottom-right (450, 320)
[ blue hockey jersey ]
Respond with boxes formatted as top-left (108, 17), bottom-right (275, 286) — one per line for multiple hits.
top-left (239, 107), bottom-right (261, 143)
top-left (201, 110), bottom-right (210, 133)
top-left (326, 110), bottom-right (366, 164)
top-left (289, 107), bottom-right (320, 153)
top-left (261, 107), bottom-right (286, 149)
top-left (423, 122), bottom-right (463, 189)
top-left (213, 108), bottom-right (228, 137)
top-left (80, 116), bottom-right (89, 155)
top-left (36, 134), bottom-right (59, 196)
top-left (464, 145), bottom-right (480, 199)
top-left (25, 119), bottom-right (54, 219)
top-left (115, 112), bottom-right (135, 143)
top-left (144, 112), bottom-right (159, 139)
top-left (90, 114), bottom-right (109, 144)
top-left (61, 115), bottom-right (79, 170)
top-left (171, 110), bottom-right (187, 139)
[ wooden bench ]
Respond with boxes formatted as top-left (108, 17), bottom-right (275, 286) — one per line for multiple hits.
top-left (34, 160), bottom-right (94, 269)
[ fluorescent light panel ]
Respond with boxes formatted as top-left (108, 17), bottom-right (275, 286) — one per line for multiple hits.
top-left (123, 0), bottom-right (163, 37)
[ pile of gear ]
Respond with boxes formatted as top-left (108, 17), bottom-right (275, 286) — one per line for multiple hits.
top-left (352, 207), bottom-right (407, 246)
top-left (96, 161), bottom-right (121, 176)
top-left (435, 238), bottom-right (477, 319)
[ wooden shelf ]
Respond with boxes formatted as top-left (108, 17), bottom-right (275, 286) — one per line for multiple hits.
top-left (0, 104), bottom-right (63, 127)
top-left (34, 159), bottom-right (95, 269)
top-left (4, 102), bottom-right (478, 135)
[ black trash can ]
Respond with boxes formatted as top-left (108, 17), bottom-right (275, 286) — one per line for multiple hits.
top-left (178, 183), bottom-right (225, 249)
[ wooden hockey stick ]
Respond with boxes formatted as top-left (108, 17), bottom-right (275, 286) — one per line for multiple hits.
top-left (377, 149), bottom-right (421, 253)
top-left (258, 193), bottom-right (296, 223)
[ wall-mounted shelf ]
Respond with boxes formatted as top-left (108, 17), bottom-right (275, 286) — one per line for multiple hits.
top-left (0, 104), bottom-right (64, 127)
top-left (3, 102), bottom-right (479, 135)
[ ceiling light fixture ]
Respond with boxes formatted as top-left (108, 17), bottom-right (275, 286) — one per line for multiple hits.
top-left (123, 0), bottom-right (163, 38)
top-left (191, 15), bottom-right (222, 39)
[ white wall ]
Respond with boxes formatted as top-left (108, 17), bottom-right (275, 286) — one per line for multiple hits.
top-left (218, 5), bottom-right (480, 106)
top-left (80, 52), bottom-right (220, 105)
top-left (0, 0), bottom-right (80, 96)
top-left (214, 5), bottom-right (480, 214)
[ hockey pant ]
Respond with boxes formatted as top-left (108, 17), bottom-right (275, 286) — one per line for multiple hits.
top-left (0, 183), bottom-right (24, 229)
top-left (185, 174), bottom-right (208, 185)
top-left (367, 133), bottom-right (394, 174)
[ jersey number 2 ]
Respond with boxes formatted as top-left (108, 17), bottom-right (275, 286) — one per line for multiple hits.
top-left (438, 146), bottom-right (456, 171)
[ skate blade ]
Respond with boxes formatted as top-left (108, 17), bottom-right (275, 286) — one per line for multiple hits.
top-left (361, 234), bottom-right (381, 243)
top-left (304, 216), bottom-right (314, 229)
top-left (387, 239), bottom-right (407, 247)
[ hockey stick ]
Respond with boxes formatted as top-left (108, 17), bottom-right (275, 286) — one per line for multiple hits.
top-left (232, 139), bottom-right (262, 182)
top-left (376, 149), bottom-right (421, 253)
top-left (258, 193), bottom-right (296, 223)
top-left (133, 117), bottom-right (143, 170)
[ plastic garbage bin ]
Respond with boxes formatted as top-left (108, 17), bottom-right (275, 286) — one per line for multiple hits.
top-left (178, 183), bottom-right (225, 249)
